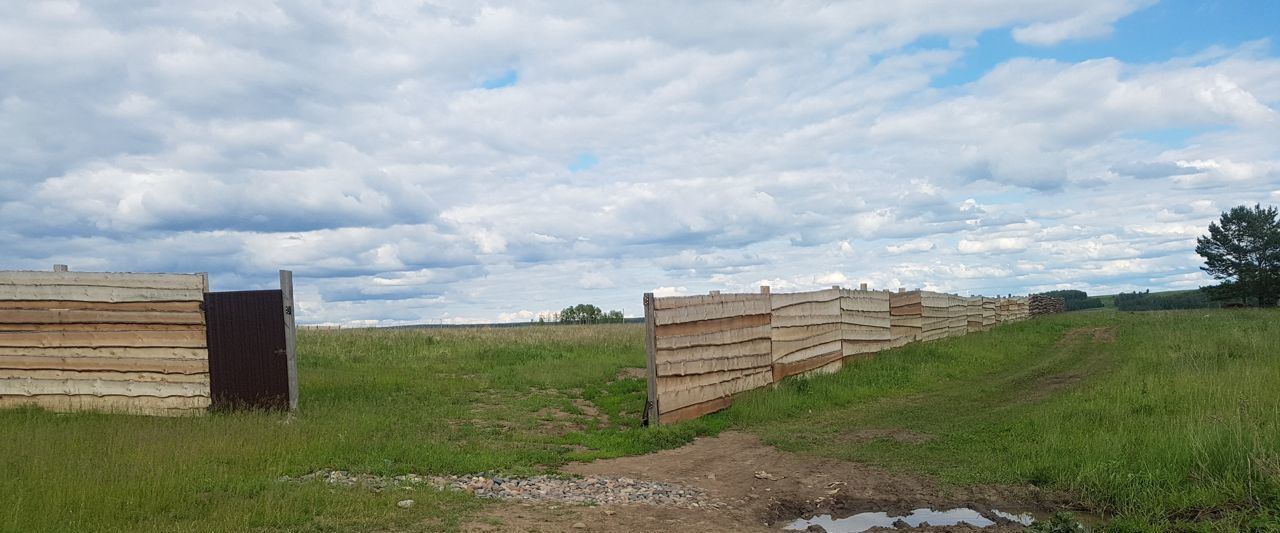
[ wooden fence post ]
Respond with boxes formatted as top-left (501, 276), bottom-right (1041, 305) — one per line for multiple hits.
top-left (280, 270), bottom-right (298, 411)
top-left (643, 292), bottom-right (658, 426)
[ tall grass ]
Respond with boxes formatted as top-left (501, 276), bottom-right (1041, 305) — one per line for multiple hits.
top-left (2, 312), bottom-right (1277, 531)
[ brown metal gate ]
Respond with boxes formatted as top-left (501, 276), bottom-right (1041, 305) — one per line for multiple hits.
top-left (204, 271), bottom-right (297, 410)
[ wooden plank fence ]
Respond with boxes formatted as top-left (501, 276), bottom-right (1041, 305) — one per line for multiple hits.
top-left (0, 266), bottom-right (300, 417)
top-left (0, 268), bottom-right (211, 416)
top-left (645, 285), bottom-right (1047, 425)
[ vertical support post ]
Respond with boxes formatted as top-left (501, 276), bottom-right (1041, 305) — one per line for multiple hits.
top-left (859, 282), bottom-right (868, 290)
top-left (643, 292), bottom-right (658, 426)
top-left (760, 285), bottom-right (770, 295)
top-left (198, 272), bottom-right (209, 293)
top-left (280, 270), bottom-right (298, 411)
top-left (53, 264), bottom-right (68, 272)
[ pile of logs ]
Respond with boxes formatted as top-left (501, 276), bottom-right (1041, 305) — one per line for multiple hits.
top-left (1029, 295), bottom-right (1066, 316)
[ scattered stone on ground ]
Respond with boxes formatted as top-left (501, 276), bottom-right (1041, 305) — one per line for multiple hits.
top-left (397, 499), bottom-right (415, 508)
top-left (279, 469), bottom-right (720, 509)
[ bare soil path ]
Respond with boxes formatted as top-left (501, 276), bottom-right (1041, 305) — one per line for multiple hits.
top-left (461, 432), bottom-right (1058, 532)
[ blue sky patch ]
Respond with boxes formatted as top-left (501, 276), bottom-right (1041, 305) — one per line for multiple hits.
top-left (481, 69), bottom-right (519, 89)
top-left (569, 152), bottom-right (599, 172)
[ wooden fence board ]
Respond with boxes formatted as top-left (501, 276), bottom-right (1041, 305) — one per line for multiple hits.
top-left (0, 369), bottom-right (209, 384)
top-left (0, 355), bottom-right (208, 374)
top-left (0, 309), bottom-right (205, 325)
top-left (656, 324), bottom-right (771, 350)
top-left (0, 378), bottom-right (208, 398)
top-left (655, 314), bottom-right (770, 338)
top-left (0, 272), bottom-right (204, 290)
top-left (0, 286), bottom-right (203, 303)
top-left (0, 301), bottom-right (203, 313)
top-left (0, 395), bottom-right (209, 415)
top-left (0, 346), bottom-right (207, 359)
top-left (656, 353), bottom-right (772, 376)
top-left (657, 396), bottom-right (733, 425)
top-left (657, 368), bottom-right (772, 412)
top-left (0, 330), bottom-right (206, 348)
top-left (654, 299), bottom-right (770, 325)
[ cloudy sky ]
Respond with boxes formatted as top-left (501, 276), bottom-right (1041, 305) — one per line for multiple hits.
top-left (2, 1), bottom-right (1278, 325)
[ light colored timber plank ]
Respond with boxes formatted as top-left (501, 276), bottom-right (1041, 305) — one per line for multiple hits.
top-left (657, 367), bottom-right (767, 393)
top-left (654, 314), bottom-right (770, 338)
top-left (890, 292), bottom-right (922, 307)
top-left (770, 323), bottom-right (840, 342)
top-left (842, 326), bottom-right (891, 341)
top-left (773, 348), bottom-right (843, 381)
top-left (840, 312), bottom-right (891, 329)
top-left (654, 299), bottom-right (770, 326)
top-left (0, 355), bottom-right (207, 375)
top-left (0, 309), bottom-right (205, 325)
top-left (655, 338), bottom-right (771, 365)
top-left (0, 330), bottom-right (206, 348)
top-left (0, 346), bottom-right (207, 359)
top-left (658, 368), bottom-right (772, 412)
top-left (795, 358), bottom-right (843, 379)
top-left (843, 339), bottom-right (890, 356)
top-left (0, 272), bottom-right (204, 290)
top-left (656, 324), bottom-right (771, 350)
top-left (0, 378), bottom-right (208, 397)
top-left (0, 301), bottom-right (202, 313)
top-left (0, 324), bottom-right (204, 332)
top-left (890, 303), bottom-right (922, 316)
top-left (769, 288), bottom-right (840, 310)
top-left (773, 339), bottom-right (842, 365)
top-left (658, 396), bottom-right (734, 424)
top-left (770, 300), bottom-right (840, 317)
top-left (770, 313), bottom-right (843, 328)
top-left (657, 353), bottom-right (771, 376)
top-left (839, 292), bottom-right (890, 312)
top-left (0, 369), bottom-right (209, 384)
top-left (0, 395), bottom-right (209, 415)
top-left (0, 285), bottom-right (203, 303)
top-left (653, 293), bottom-right (762, 310)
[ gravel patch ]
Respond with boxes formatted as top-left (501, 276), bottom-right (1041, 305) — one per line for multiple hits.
top-left (280, 469), bottom-right (722, 509)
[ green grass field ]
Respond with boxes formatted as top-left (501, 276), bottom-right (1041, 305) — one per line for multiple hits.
top-left (2, 311), bottom-right (1278, 532)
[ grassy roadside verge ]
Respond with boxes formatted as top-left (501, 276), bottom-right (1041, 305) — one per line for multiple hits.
top-left (1, 312), bottom-right (1277, 531)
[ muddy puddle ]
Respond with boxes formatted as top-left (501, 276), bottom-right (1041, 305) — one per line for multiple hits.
top-left (784, 507), bottom-right (1036, 531)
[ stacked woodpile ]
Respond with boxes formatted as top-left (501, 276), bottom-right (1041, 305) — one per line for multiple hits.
top-left (647, 293), bottom-right (774, 425)
top-left (0, 270), bottom-right (211, 416)
top-left (839, 289), bottom-right (892, 361)
top-left (770, 289), bottom-right (844, 380)
top-left (1029, 295), bottom-right (1066, 317)
top-left (888, 291), bottom-right (922, 347)
top-left (982, 298), bottom-right (997, 328)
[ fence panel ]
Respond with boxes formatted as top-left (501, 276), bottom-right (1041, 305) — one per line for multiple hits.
top-left (771, 288), bottom-right (843, 380)
top-left (889, 291), bottom-right (922, 347)
top-left (0, 269), bottom-right (210, 416)
top-left (648, 292), bottom-right (773, 424)
top-left (841, 289), bottom-right (891, 359)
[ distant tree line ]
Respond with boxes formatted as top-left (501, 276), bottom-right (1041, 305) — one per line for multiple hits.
top-left (1114, 290), bottom-right (1215, 312)
top-left (1034, 290), bottom-right (1104, 311)
top-left (545, 304), bottom-right (625, 324)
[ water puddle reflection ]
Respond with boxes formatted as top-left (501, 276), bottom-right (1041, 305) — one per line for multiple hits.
top-left (784, 507), bottom-right (1036, 532)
